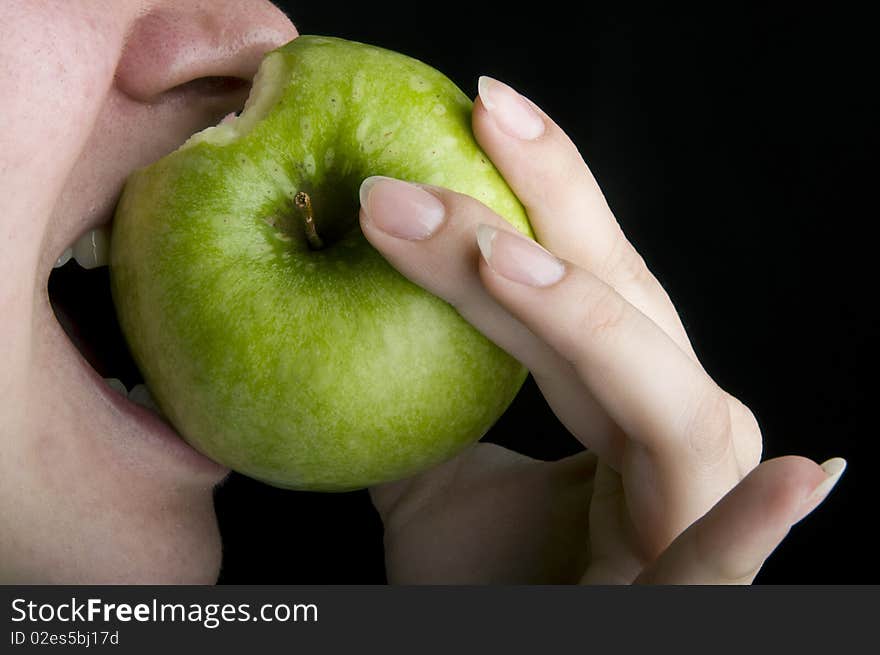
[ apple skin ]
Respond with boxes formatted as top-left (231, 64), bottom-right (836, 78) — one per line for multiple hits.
top-left (110, 36), bottom-right (533, 491)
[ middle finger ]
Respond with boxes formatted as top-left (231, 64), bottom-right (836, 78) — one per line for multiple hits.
top-left (358, 175), bottom-right (623, 461)
top-left (472, 77), bottom-right (699, 363)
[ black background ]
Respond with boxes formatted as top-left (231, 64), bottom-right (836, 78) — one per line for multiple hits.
top-left (214, 3), bottom-right (876, 583)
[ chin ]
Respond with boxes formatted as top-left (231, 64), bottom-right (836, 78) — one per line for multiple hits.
top-left (111, 501), bottom-right (224, 585)
top-left (4, 482), bottom-right (223, 585)
top-left (96, 485), bottom-right (224, 585)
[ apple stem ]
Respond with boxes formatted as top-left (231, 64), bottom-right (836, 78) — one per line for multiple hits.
top-left (294, 191), bottom-right (324, 250)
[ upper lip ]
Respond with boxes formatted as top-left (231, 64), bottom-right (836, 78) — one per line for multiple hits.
top-left (49, 80), bottom-right (253, 276)
top-left (38, 75), bottom-right (260, 483)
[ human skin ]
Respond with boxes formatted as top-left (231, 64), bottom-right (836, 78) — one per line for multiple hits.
top-left (360, 79), bottom-right (845, 583)
top-left (0, 0), bottom-right (842, 584)
top-left (0, 0), bottom-right (297, 583)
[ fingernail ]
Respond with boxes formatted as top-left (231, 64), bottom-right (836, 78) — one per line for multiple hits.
top-left (792, 457), bottom-right (847, 524)
top-left (359, 176), bottom-right (445, 240)
top-left (476, 224), bottom-right (565, 287)
top-left (478, 76), bottom-right (545, 140)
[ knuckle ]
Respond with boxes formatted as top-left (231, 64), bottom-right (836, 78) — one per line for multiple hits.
top-left (572, 282), bottom-right (628, 346)
top-left (601, 235), bottom-right (653, 291)
top-left (727, 395), bottom-right (764, 473)
top-left (683, 386), bottom-right (735, 469)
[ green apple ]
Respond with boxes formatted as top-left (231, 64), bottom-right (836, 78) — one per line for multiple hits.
top-left (110, 35), bottom-right (533, 491)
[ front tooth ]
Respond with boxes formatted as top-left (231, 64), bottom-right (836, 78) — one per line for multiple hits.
top-left (104, 377), bottom-right (127, 395)
top-left (73, 225), bottom-right (111, 269)
top-left (219, 111), bottom-right (238, 125)
top-left (128, 383), bottom-right (160, 413)
top-left (54, 248), bottom-right (73, 268)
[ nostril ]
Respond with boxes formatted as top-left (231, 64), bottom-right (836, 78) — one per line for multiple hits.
top-left (115, 2), bottom-right (296, 103)
top-left (170, 76), bottom-right (251, 98)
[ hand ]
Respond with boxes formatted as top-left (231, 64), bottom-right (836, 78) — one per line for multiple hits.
top-left (360, 77), bottom-right (845, 584)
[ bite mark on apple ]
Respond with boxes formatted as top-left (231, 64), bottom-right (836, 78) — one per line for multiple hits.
top-left (176, 52), bottom-right (287, 152)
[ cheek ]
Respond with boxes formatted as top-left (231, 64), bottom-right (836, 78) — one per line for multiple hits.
top-left (0, 4), bottom-right (127, 266)
top-left (0, 4), bottom-right (122, 172)
top-left (0, 5), bottom-right (130, 363)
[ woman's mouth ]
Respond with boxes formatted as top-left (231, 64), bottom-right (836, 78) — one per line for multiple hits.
top-left (40, 101), bottom-right (255, 483)
top-left (47, 216), bottom-right (230, 481)
top-left (50, 227), bottom-right (153, 407)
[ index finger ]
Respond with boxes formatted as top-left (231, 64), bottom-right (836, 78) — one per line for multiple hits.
top-left (473, 77), bottom-right (697, 361)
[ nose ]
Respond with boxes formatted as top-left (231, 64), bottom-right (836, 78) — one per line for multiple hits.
top-left (115, 0), bottom-right (298, 101)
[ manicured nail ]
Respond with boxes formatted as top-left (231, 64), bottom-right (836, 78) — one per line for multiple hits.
top-left (359, 176), bottom-right (445, 240)
top-left (476, 224), bottom-right (565, 287)
top-left (478, 76), bottom-right (545, 140)
top-left (792, 457), bottom-right (847, 524)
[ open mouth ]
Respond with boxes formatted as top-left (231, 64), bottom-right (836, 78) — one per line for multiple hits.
top-left (48, 224), bottom-right (162, 413)
top-left (46, 213), bottom-right (228, 480)
top-left (35, 79), bottom-right (259, 482)
top-left (45, 104), bottom-right (249, 419)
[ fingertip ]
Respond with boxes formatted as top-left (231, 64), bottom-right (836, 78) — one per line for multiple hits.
top-left (476, 75), bottom-right (495, 111)
top-left (639, 456), bottom-right (831, 584)
top-left (471, 85), bottom-right (502, 148)
top-left (473, 226), bottom-right (566, 289)
top-left (733, 456), bottom-right (827, 527)
top-left (357, 205), bottom-right (369, 231)
top-left (357, 176), bottom-right (446, 241)
top-left (475, 223), bottom-right (497, 264)
top-left (472, 78), bottom-right (492, 117)
top-left (791, 456), bottom-right (847, 525)
top-left (820, 456), bottom-right (847, 479)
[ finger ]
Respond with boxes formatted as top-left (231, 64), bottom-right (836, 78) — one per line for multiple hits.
top-left (635, 457), bottom-right (845, 584)
top-left (580, 462), bottom-right (645, 585)
top-left (475, 223), bottom-right (766, 550)
top-left (359, 176), bottom-right (623, 462)
top-left (475, 222), bottom-right (730, 462)
top-left (473, 77), bottom-right (697, 360)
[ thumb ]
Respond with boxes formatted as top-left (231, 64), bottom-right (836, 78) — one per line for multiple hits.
top-left (635, 455), bottom-right (845, 584)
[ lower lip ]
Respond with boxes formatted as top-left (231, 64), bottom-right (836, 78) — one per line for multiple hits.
top-left (82, 352), bottom-right (230, 481)
top-left (48, 261), bottom-right (229, 482)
